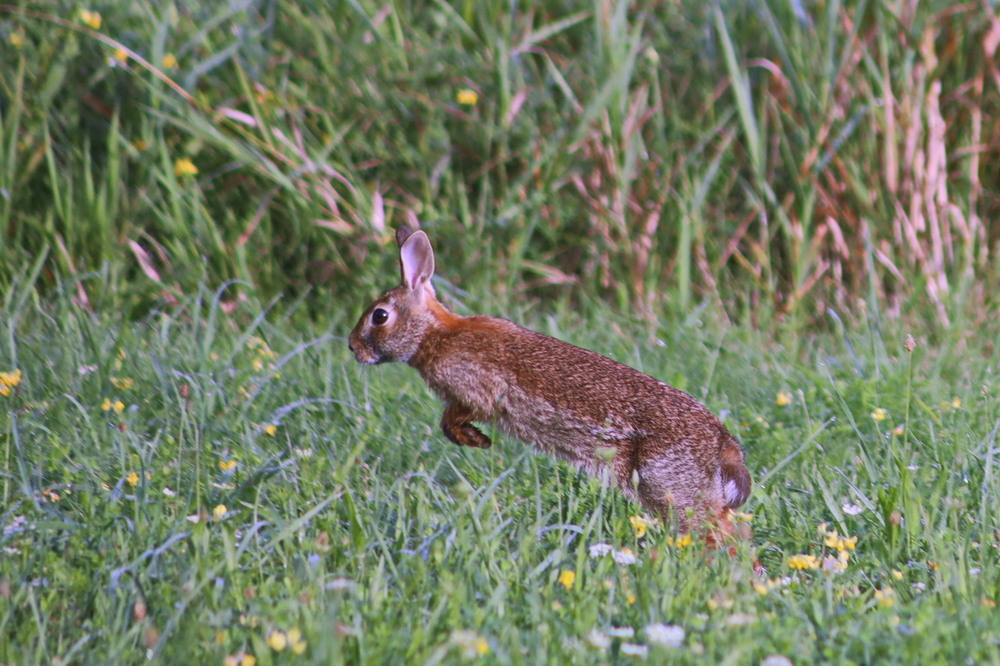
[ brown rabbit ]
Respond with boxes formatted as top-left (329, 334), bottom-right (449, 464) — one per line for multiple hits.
top-left (349, 228), bottom-right (751, 542)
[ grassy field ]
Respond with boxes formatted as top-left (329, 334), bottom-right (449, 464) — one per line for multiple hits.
top-left (2, 277), bottom-right (999, 664)
top-left (2, 0), bottom-right (999, 664)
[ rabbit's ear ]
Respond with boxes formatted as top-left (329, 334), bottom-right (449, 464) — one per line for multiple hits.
top-left (399, 230), bottom-right (435, 293)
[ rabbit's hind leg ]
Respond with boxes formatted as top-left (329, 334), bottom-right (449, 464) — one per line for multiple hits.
top-left (633, 451), bottom-right (721, 535)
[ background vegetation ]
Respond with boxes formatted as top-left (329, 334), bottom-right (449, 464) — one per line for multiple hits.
top-left (1, 0), bottom-right (998, 663)
top-left (3, 0), bottom-right (997, 325)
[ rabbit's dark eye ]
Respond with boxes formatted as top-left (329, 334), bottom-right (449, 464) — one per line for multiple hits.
top-left (372, 308), bottom-right (389, 325)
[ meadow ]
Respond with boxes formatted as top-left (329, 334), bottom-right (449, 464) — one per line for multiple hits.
top-left (1, 1), bottom-right (999, 664)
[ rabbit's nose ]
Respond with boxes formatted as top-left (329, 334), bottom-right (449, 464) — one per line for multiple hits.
top-left (348, 342), bottom-right (355, 353)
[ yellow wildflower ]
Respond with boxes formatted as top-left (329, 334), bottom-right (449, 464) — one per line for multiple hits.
top-left (102, 398), bottom-right (126, 414)
top-left (111, 376), bottom-right (134, 390)
top-left (449, 630), bottom-right (489, 658)
top-left (823, 529), bottom-right (858, 552)
top-left (162, 53), bottom-right (178, 69)
top-left (788, 554), bottom-right (820, 570)
top-left (224, 653), bottom-right (256, 666)
top-left (891, 569), bottom-right (904, 580)
top-left (951, 397), bottom-right (962, 409)
top-left (893, 424), bottom-right (905, 435)
top-left (0, 369), bottom-right (22, 391)
top-left (267, 630), bottom-right (287, 652)
top-left (558, 570), bottom-right (576, 590)
top-left (630, 515), bottom-right (652, 538)
top-left (80, 10), bottom-right (102, 30)
top-left (126, 471), bottom-right (139, 487)
top-left (874, 587), bottom-right (895, 608)
top-left (9, 30), bottom-right (24, 49)
top-left (113, 48), bottom-right (129, 63)
top-left (982, 598), bottom-right (996, 609)
top-left (456, 89), bottom-right (479, 106)
top-left (264, 424), bottom-right (277, 436)
top-left (213, 504), bottom-right (227, 519)
top-left (666, 533), bottom-right (693, 548)
top-left (174, 157), bottom-right (198, 178)
top-left (871, 408), bottom-right (888, 422)
top-left (287, 628), bottom-right (307, 655)
top-left (775, 391), bottom-right (792, 407)
top-left (219, 460), bottom-right (237, 472)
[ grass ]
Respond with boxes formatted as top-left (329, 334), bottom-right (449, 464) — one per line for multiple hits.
top-left (1, 0), bottom-right (999, 663)
top-left (2, 274), bottom-right (999, 664)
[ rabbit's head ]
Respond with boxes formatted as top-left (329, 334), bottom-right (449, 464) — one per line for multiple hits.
top-left (349, 229), bottom-right (442, 365)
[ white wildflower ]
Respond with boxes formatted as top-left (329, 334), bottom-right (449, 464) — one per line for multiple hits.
top-left (762, 656), bottom-right (793, 666)
top-left (588, 542), bottom-right (613, 558)
top-left (644, 623), bottom-right (684, 647)
top-left (587, 629), bottom-right (611, 650)
top-left (3, 515), bottom-right (27, 537)
top-left (621, 642), bottom-right (649, 657)
top-left (608, 626), bottom-right (635, 638)
top-left (842, 502), bottom-right (863, 516)
top-left (611, 548), bottom-right (637, 565)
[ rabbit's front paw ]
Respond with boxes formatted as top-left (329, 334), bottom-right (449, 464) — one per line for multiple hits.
top-left (441, 403), bottom-right (492, 449)
top-left (443, 422), bottom-right (493, 449)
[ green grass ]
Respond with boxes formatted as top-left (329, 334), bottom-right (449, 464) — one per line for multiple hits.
top-left (1, 0), bottom-right (999, 663)
top-left (2, 276), bottom-right (998, 664)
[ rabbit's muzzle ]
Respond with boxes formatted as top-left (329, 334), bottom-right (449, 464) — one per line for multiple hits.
top-left (348, 340), bottom-right (379, 365)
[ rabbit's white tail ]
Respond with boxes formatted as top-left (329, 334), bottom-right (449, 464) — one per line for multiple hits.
top-left (721, 437), bottom-right (751, 508)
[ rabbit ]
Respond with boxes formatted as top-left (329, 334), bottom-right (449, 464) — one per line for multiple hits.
top-left (349, 227), bottom-right (752, 543)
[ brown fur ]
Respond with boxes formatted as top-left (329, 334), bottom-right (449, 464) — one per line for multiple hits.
top-left (349, 229), bottom-right (752, 539)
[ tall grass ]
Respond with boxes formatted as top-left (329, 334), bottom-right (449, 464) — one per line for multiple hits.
top-left (1, 1), bottom-right (996, 326)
